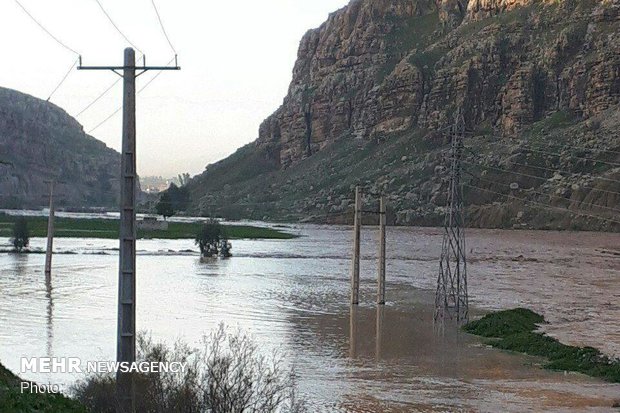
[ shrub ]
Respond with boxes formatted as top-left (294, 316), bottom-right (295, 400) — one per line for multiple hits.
top-left (11, 216), bottom-right (30, 252)
top-left (72, 325), bottom-right (306, 412)
top-left (464, 308), bottom-right (620, 383)
top-left (195, 219), bottom-right (233, 258)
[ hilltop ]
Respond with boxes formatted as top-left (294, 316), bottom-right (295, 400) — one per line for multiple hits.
top-left (188, 0), bottom-right (619, 230)
top-left (0, 87), bottom-right (120, 209)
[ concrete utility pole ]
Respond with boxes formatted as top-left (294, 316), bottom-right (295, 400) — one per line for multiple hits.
top-left (351, 186), bottom-right (362, 305)
top-left (377, 196), bottom-right (386, 305)
top-left (44, 180), bottom-right (55, 278)
top-left (78, 48), bottom-right (179, 413)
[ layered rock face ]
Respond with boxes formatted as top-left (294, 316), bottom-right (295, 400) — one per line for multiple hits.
top-left (258, 0), bottom-right (618, 167)
top-left (0, 87), bottom-right (120, 208)
top-left (187, 0), bottom-right (620, 230)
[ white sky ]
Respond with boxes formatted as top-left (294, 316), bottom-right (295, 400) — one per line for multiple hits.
top-left (0, 0), bottom-right (349, 177)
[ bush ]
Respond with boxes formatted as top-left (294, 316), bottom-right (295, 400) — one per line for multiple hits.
top-left (464, 308), bottom-right (620, 383)
top-left (195, 219), bottom-right (232, 258)
top-left (463, 307), bottom-right (544, 337)
top-left (72, 325), bottom-right (306, 412)
top-left (156, 192), bottom-right (175, 220)
top-left (11, 216), bottom-right (30, 252)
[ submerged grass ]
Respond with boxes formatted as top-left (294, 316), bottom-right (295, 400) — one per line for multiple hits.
top-left (0, 214), bottom-right (296, 240)
top-left (0, 362), bottom-right (86, 413)
top-left (464, 308), bottom-right (620, 383)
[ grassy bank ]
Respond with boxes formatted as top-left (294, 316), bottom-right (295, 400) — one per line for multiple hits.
top-left (0, 214), bottom-right (296, 240)
top-left (464, 308), bottom-right (620, 383)
top-left (0, 362), bottom-right (86, 413)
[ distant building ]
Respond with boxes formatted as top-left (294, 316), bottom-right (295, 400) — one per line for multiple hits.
top-left (137, 216), bottom-right (168, 231)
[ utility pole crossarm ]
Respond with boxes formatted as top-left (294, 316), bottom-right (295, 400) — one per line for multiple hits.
top-left (78, 66), bottom-right (180, 70)
top-left (78, 64), bottom-right (180, 78)
top-left (78, 55), bottom-right (180, 77)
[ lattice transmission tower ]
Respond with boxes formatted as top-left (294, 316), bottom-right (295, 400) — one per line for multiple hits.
top-left (434, 110), bottom-right (468, 325)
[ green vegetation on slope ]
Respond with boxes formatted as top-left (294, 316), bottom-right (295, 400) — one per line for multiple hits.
top-left (0, 214), bottom-right (296, 240)
top-left (464, 308), bottom-right (620, 383)
top-left (0, 362), bottom-right (86, 413)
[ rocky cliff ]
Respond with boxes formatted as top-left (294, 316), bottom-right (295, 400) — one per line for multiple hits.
top-left (0, 87), bottom-right (120, 209)
top-left (187, 0), bottom-right (620, 231)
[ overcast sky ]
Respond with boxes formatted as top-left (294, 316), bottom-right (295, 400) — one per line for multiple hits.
top-left (1, 0), bottom-right (349, 177)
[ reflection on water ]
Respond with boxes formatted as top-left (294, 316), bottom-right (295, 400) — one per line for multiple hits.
top-left (349, 306), bottom-right (357, 359)
top-left (0, 225), bottom-right (619, 411)
top-left (45, 270), bottom-right (53, 358)
top-left (375, 305), bottom-right (383, 361)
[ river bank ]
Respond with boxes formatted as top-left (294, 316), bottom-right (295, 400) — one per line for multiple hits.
top-left (0, 362), bottom-right (85, 412)
top-left (464, 308), bottom-right (620, 384)
top-left (0, 213), bottom-right (295, 240)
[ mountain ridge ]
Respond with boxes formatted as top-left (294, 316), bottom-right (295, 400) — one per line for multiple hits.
top-left (0, 87), bottom-right (120, 209)
top-left (186, 0), bottom-right (620, 231)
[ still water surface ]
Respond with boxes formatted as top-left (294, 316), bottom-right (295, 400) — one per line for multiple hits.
top-left (0, 225), bottom-right (619, 411)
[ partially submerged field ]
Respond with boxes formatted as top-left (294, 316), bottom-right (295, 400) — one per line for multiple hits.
top-left (0, 214), bottom-right (295, 240)
top-left (464, 308), bottom-right (620, 383)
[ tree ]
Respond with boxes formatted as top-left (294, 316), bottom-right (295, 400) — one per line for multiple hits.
top-left (167, 183), bottom-right (190, 211)
top-left (11, 217), bottom-right (29, 252)
top-left (156, 192), bottom-right (175, 220)
top-left (177, 172), bottom-right (191, 186)
top-left (195, 219), bottom-right (223, 257)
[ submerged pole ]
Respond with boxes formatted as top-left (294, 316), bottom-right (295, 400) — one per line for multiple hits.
top-left (351, 186), bottom-right (361, 305)
top-left (44, 181), bottom-right (55, 278)
top-left (377, 196), bottom-right (386, 305)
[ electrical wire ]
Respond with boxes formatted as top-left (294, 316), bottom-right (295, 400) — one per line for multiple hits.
top-left (462, 146), bottom-right (620, 186)
top-left (87, 106), bottom-right (122, 134)
top-left (15, 0), bottom-right (80, 55)
top-left (500, 139), bottom-right (620, 157)
top-left (463, 183), bottom-right (620, 226)
top-left (461, 159), bottom-right (620, 199)
top-left (75, 77), bottom-right (122, 117)
top-left (46, 57), bottom-right (79, 101)
top-left (94, 0), bottom-right (143, 55)
top-left (75, 52), bottom-right (145, 119)
top-left (151, 0), bottom-right (177, 54)
top-left (483, 140), bottom-right (620, 168)
top-left (463, 170), bottom-right (620, 215)
top-left (87, 57), bottom-right (175, 134)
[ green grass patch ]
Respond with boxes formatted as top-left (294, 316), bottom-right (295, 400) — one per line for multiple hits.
top-left (0, 362), bottom-right (86, 412)
top-left (379, 11), bottom-right (442, 82)
top-left (464, 308), bottom-right (620, 383)
top-left (0, 215), bottom-right (296, 240)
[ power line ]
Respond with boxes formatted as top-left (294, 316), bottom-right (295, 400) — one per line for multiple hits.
top-left (464, 183), bottom-right (620, 226)
top-left (94, 0), bottom-right (143, 55)
top-left (75, 77), bottom-right (122, 117)
top-left (47, 57), bottom-right (79, 101)
top-left (75, 51), bottom-right (146, 118)
top-left (461, 159), bottom-right (620, 199)
top-left (462, 146), bottom-right (620, 186)
top-left (15, 0), bottom-right (80, 55)
top-left (463, 170), bottom-right (620, 215)
top-left (484, 140), bottom-right (620, 169)
top-left (502, 139), bottom-right (620, 157)
top-left (151, 0), bottom-right (177, 55)
top-left (87, 106), bottom-right (122, 134)
top-left (87, 57), bottom-right (174, 134)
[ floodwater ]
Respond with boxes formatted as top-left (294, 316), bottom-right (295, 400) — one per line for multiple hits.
top-left (0, 225), bottom-right (619, 412)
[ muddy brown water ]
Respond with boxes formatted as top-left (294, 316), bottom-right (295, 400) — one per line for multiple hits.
top-left (0, 225), bottom-right (619, 411)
